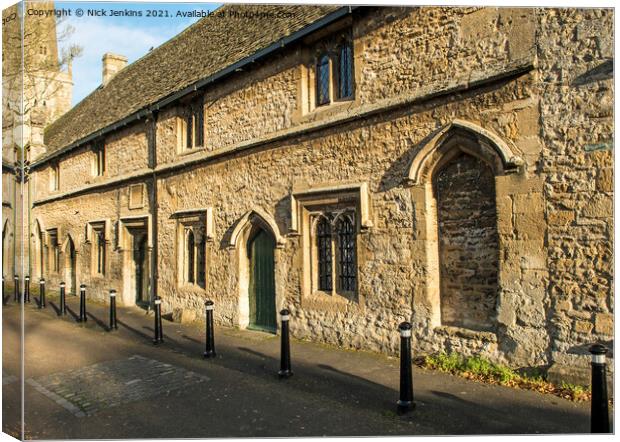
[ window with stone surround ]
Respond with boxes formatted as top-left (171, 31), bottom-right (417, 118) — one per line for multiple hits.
top-left (307, 29), bottom-right (355, 111)
top-left (292, 183), bottom-right (371, 302)
top-left (176, 211), bottom-right (209, 289)
top-left (177, 97), bottom-right (204, 153)
top-left (92, 144), bottom-right (105, 177)
top-left (47, 228), bottom-right (60, 273)
top-left (49, 163), bottom-right (60, 191)
top-left (310, 209), bottom-right (358, 298)
top-left (90, 222), bottom-right (107, 276)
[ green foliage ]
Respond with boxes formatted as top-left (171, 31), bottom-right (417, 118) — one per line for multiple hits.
top-left (421, 352), bottom-right (591, 402)
top-left (424, 352), bottom-right (518, 383)
top-left (560, 382), bottom-right (589, 400)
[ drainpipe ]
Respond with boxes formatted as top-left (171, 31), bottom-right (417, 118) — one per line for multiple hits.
top-left (148, 110), bottom-right (159, 313)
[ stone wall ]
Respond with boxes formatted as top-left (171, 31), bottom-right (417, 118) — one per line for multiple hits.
top-left (537, 8), bottom-right (614, 379)
top-left (33, 123), bottom-right (147, 200)
top-left (435, 153), bottom-right (499, 332)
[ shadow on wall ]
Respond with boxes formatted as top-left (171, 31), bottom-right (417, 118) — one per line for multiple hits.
top-left (572, 60), bottom-right (613, 86)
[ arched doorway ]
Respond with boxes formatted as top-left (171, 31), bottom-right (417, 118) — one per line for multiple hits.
top-left (229, 208), bottom-right (285, 332)
top-left (247, 228), bottom-right (276, 332)
top-left (64, 236), bottom-right (77, 295)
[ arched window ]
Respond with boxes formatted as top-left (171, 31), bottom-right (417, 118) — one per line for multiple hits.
top-left (336, 216), bottom-right (356, 292)
top-left (186, 229), bottom-right (195, 284)
top-left (316, 53), bottom-right (330, 106)
top-left (316, 217), bottom-right (332, 291)
top-left (337, 42), bottom-right (353, 99)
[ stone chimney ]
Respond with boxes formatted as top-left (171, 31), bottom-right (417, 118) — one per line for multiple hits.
top-left (102, 53), bottom-right (127, 86)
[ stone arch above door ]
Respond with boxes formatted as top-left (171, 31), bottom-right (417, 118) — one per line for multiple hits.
top-left (227, 207), bottom-right (286, 250)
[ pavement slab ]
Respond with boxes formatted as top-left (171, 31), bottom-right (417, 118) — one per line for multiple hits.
top-left (2, 293), bottom-right (594, 439)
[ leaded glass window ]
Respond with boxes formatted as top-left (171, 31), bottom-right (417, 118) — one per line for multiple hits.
top-left (186, 113), bottom-right (193, 149)
top-left (337, 216), bottom-right (356, 292)
top-left (316, 217), bottom-right (332, 291)
top-left (197, 234), bottom-right (206, 289)
top-left (337, 42), bottom-right (353, 99)
top-left (316, 54), bottom-right (330, 106)
top-left (195, 105), bottom-right (204, 147)
top-left (186, 229), bottom-right (195, 284)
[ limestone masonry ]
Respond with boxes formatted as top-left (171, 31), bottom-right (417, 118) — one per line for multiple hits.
top-left (6, 5), bottom-right (613, 383)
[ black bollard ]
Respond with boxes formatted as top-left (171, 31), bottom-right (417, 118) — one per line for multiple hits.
top-left (278, 309), bottom-right (293, 378)
top-left (203, 300), bottom-right (216, 358)
top-left (153, 296), bottom-right (164, 345)
top-left (78, 284), bottom-right (87, 322)
top-left (2, 276), bottom-right (6, 305)
top-left (14, 275), bottom-right (19, 302)
top-left (109, 289), bottom-right (118, 331)
top-left (39, 278), bottom-right (46, 308)
top-left (59, 282), bottom-right (67, 316)
top-left (589, 344), bottom-right (610, 433)
top-left (24, 276), bottom-right (30, 303)
top-left (397, 321), bottom-right (415, 415)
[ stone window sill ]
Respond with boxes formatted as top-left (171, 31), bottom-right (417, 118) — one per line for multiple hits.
top-left (177, 283), bottom-right (206, 292)
top-left (434, 325), bottom-right (497, 343)
top-left (310, 290), bottom-right (357, 303)
top-left (300, 98), bottom-right (356, 125)
top-left (177, 146), bottom-right (206, 158)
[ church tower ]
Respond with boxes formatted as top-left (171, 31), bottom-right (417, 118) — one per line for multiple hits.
top-left (2, 1), bottom-right (73, 162)
top-left (2, 1), bottom-right (73, 278)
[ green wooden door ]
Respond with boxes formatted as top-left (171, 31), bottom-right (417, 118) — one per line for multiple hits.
top-left (248, 230), bottom-right (276, 332)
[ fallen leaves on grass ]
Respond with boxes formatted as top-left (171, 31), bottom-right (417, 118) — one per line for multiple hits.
top-left (416, 353), bottom-right (592, 402)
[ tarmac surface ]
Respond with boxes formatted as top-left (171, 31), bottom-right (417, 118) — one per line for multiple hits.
top-left (2, 289), bottom-right (592, 439)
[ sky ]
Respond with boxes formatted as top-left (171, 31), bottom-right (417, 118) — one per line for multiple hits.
top-left (54, 1), bottom-right (221, 105)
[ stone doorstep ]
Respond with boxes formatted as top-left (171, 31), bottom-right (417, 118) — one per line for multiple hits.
top-left (547, 363), bottom-right (614, 394)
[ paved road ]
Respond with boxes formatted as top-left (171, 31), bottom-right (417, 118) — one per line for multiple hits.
top-left (2, 292), bottom-right (591, 439)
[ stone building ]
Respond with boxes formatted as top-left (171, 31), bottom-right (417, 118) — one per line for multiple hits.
top-left (25, 5), bottom-right (613, 381)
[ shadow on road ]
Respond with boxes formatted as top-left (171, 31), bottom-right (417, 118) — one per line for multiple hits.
top-left (48, 301), bottom-right (61, 316)
top-left (86, 312), bottom-right (110, 332)
top-left (117, 319), bottom-right (152, 342)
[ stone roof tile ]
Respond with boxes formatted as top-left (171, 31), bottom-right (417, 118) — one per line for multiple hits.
top-left (44, 4), bottom-right (339, 153)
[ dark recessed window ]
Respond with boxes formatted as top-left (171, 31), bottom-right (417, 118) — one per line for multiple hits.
top-left (91, 224), bottom-right (106, 275)
top-left (48, 229), bottom-right (59, 272)
top-left (185, 99), bottom-right (204, 150)
top-left (337, 216), bottom-right (356, 292)
top-left (337, 42), bottom-right (354, 99)
top-left (317, 217), bottom-right (333, 291)
top-left (94, 145), bottom-right (105, 176)
top-left (186, 229), bottom-right (195, 283)
top-left (316, 54), bottom-right (331, 106)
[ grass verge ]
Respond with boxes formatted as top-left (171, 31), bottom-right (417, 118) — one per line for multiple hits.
top-left (416, 352), bottom-right (592, 402)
